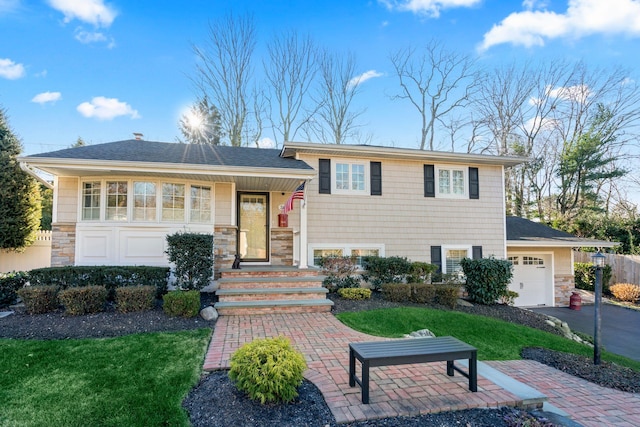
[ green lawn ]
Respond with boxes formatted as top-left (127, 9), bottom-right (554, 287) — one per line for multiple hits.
top-left (0, 329), bottom-right (211, 427)
top-left (336, 307), bottom-right (640, 371)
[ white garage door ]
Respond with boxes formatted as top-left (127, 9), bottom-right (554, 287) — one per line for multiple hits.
top-left (508, 254), bottom-right (553, 307)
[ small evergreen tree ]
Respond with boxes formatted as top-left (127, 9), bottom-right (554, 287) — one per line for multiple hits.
top-left (0, 108), bottom-right (42, 250)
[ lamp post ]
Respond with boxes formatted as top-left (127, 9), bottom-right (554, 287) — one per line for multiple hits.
top-left (591, 250), bottom-right (606, 365)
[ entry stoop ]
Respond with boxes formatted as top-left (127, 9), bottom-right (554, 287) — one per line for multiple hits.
top-left (214, 267), bottom-right (334, 315)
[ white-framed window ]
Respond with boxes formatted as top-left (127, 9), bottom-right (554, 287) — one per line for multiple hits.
top-left (133, 181), bottom-right (157, 221)
top-left (79, 179), bottom-right (213, 224)
top-left (82, 181), bottom-right (101, 221)
top-left (162, 183), bottom-right (185, 221)
top-left (442, 245), bottom-right (472, 275)
top-left (437, 166), bottom-right (467, 198)
top-left (106, 181), bottom-right (128, 221)
top-left (333, 161), bottom-right (368, 194)
top-left (523, 256), bottom-right (544, 266)
top-left (310, 244), bottom-right (384, 268)
top-left (190, 185), bottom-right (212, 223)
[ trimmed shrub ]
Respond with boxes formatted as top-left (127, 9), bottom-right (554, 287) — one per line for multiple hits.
top-left (337, 288), bottom-right (371, 300)
top-left (434, 284), bottom-right (459, 308)
top-left (361, 256), bottom-right (412, 289)
top-left (0, 271), bottom-right (29, 308)
top-left (28, 266), bottom-right (169, 299)
top-left (319, 256), bottom-right (359, 291)
top-left (381, 283), bottom-right (411, 302)
top-left (229, 336), bottom-right (307, 404)
top-left (499, 290), bottom-right (519, 306)
top-left (574, 263), bottom-right (613, 294)
top-left (16, 285), bottom-right (59, 314)
top-left (408, 262), bottom-right (438, 284)
top-left (411, 283), bottom-right (435, 303)
top-left (115, 286), bottom-right (156, 312)
top-left (461, 257), bottom-right (513, 305)
top-left (162, 290), bottom-right (200, 317)
top-left (59, 286), bottom-right (107, 315)
top-left (165, 232), bottom-right (213, 290)
top-left (610, 283), bottom-right (640, 302)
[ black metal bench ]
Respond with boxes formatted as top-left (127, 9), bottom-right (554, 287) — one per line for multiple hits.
top-left (349, 336), bottom-right (477, 404)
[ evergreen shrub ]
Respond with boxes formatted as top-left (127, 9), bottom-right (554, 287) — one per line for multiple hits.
top-left (162, 290), bottom-right (200, 317)
top-left (17, 285), bottom-right (59, 314)
top-left (58, 286), bottom-right (107, 315)
top-left (461, 257), bottom-right (513, 305)
top-left (229, 336), bottom-right (307, 404)
top-left (115, 286), bottom-right (156, 312)
top-left (337, 288), bottom-right (371, 300)
top-left (0, 271), bottom-right (29, 307)
top-left (165, 232), bottom-right (213, 290)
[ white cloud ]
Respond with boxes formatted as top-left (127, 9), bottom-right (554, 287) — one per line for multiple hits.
top-left (77, 97), bottom-right (140, 120)
top-left (32, 91), bottom-right (62, 105)
top-left (75, 28), bottom-right (107, 43)
top-left (348, 70), bottom-right (384, 88)
top-left (0, 58), bottom-right (25, 79)
top-left (480, 0), bottom-right (640, 52)
top-left (547, 84), bottom-right (591, 103)
top-left (0, 0), bottom-right (21, 14)
top-left (380, 0), bottom-right (481, 18)
top-left (47, 0), bottom-right (117, 27)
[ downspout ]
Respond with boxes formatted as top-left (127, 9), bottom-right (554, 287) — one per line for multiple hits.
top-left (20, 162), bottom-right (53, 189)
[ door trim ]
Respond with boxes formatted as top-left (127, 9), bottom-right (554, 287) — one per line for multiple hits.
top-left (236, 192), bottom-right (270, 262)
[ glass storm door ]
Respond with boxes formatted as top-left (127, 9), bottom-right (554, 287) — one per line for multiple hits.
top-left (237, 193), bottom-right (269, 262)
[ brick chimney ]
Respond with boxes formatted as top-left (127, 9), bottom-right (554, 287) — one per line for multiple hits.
top-left (133, 132), bottom-right (143, 140)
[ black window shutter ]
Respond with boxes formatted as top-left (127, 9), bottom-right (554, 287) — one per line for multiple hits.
top-left (370, 161), bottom-right (382, 196)
top-left (319, 159), bottom-right (331, 194)
top-left (431, 246), bottom-right (442, 273)
top-left (472, 246), bottom-right (483, 259)
top-left (469, 167), bottom-right (479, 199)
top-left (424, 165), bottom-right (435, 197)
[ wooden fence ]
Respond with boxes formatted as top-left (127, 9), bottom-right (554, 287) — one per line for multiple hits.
top-left (573, 251), bottom-right (640, 285)
top-left (0, 230), bottom-right (52, 273)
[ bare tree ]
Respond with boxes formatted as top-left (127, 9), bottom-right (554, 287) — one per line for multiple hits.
top-left (192, 13), bottom-right (256, 147)
top-left (264, 30), bottom-right (318, 145)
top-left (389, 39), bottom-right (477, 151)
top-left (309, 50), bottom-right (364, 144)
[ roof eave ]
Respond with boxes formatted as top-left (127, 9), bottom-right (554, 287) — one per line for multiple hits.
top-left (507, 240), bottom-right (618, 248)
top-left (282, 141), bottom-right (528, 167)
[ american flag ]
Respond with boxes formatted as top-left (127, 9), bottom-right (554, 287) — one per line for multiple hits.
top-left (283, 182), bottom-right (306, 213)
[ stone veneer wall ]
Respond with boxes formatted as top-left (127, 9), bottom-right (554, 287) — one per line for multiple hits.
top-left (270, 228), bottom-right (293, 266)
top-left (554, 274), bottom-right (575, 306)
top-left (213, 225), bottom-right (237, 279)
top-left (51, 223), bottom-right (76, 266)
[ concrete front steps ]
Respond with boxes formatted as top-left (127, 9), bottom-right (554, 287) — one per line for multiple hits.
top-left (214, 266), bottom-right (333, 315)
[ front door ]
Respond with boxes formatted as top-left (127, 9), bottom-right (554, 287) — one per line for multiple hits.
top-left (237, 192), bottom-right (269, 262)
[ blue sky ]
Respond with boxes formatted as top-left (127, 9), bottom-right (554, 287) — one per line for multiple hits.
top-left (2, 0), bottom-right (640, 158)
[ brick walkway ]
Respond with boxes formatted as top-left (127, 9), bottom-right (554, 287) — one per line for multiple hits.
top-left (203, 313), bottom-right (640, 425)
top-left (490, 360), bottom-right (640, 427)
top-left (204, 313), bottom-right (520, 424)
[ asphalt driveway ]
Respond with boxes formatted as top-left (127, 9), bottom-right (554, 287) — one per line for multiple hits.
top-left (531, 303), bottom-right (640, 362)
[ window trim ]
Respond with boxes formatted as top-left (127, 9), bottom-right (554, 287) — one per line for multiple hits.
top-left (309, 243), bottom-right (385, 268)
top-left (331, 160), bottom-right (369, 195)
top-left (435, 165), bottom-right (468, 199)
top-left (441, 245), bottom-right (472, 275)
top-left (78, 178), bottom-right (214, 225)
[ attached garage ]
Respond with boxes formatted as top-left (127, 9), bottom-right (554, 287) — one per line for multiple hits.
top-left (506, 216), bottom-right (616, 307)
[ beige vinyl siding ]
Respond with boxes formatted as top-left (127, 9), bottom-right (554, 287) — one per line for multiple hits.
top-left (302, 154), bottom-right (506, 263)
top-left (56, 177), bottom-right (79, 223)
top-left (213, 183), bottom-right (232, 225)
top-left (508, 246), bottom-right (573, 275)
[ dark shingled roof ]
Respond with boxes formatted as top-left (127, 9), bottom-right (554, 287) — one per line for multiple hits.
top-left (27, 139), bottom-right (313, 170)
top-left (506, 216), bottom-right (575, 241)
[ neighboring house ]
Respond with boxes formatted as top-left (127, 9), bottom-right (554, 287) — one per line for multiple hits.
top-left (19, 139), bottom-right (614, 307)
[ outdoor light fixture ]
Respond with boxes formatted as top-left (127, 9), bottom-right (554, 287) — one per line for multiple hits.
top-left (591, 250), bottom-right (606, 365)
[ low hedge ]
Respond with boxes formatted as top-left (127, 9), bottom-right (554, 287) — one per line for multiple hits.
top-left (381, 283), bottom-right (412, 302)
top-left (16, 286), bottom-right (59, 314)
top-left (434, 284), bottom-right (460, 308)
top-left (115, 286), bottom-right (156, 313)
top-left (0, 271), bottom-right (29, 308)
top-left (28, 266), bottom-right (169, 300)
top-left (337, 288), bottom-right (372, 300)
top-left (59, 286), bottom-right (107, 315)
top-left (380, 283), bottom-right (460, 307)
top-left (162, 290), bottom-right (200, 317)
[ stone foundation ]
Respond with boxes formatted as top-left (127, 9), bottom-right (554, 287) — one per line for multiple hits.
top-left (270, 228), bottom-right (293, 266)
top-left (213, 225), bottom-right (237, 280)
top-left (51, 223), bottom-right (76, 266)
top-left (554, 274), bottom-right (575, 306)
